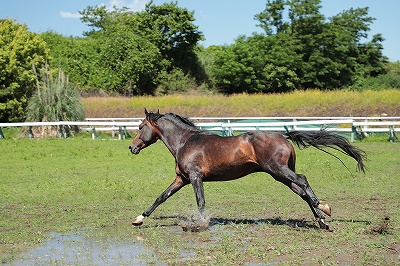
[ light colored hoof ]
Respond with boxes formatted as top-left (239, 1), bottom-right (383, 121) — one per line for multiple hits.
top-left (132, 215), bottom-right (145, 226)
top-left (317, 203), bottom-right (331, 216)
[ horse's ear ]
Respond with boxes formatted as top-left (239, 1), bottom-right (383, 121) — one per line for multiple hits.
top-left (157, 109), bottom-right (160, 114)
top-left (144, 108), bottom-right (149, 116)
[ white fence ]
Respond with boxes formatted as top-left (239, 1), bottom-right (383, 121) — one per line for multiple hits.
top-left (0, 116), bottom-right (399, 142)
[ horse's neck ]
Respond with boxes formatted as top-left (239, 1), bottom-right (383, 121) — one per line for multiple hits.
top-left (157, 119), bottom-right (193, 156)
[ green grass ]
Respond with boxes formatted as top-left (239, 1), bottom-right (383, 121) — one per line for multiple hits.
top-left (82, 89), bottom-right (400, 118)
top-left (0, 136), bottom-right (399, 265)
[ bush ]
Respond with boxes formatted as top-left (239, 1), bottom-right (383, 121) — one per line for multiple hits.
top-left (155, 68), bottom-right (197, 95)
top-left (0, 19), bottom-right (49, 122)
top-left (354, 74), bottom-right (400, 91)
top-left (26, 66), bottom-right (84, 137)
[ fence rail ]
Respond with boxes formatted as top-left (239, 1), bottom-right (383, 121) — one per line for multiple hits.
top-left (1, 117), bottom-right (399, 142)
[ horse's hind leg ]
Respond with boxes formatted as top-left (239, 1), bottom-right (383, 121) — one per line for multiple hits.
top-left (290, 181), bottom-right (331, 230)
top-left (293, 174), bottom-right (331, 214)
top-left (270, 167), bottom-right (331, 230)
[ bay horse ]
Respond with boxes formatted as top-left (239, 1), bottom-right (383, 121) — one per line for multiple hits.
top-left (129, 109), bottom-right (366, 230)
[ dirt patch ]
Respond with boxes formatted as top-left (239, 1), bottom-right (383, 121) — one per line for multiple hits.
top-left (367, 216), bottom-right (391, 235)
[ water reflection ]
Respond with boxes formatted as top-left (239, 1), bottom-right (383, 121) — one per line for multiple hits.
top-left (12, 231), bottom-right (164, 265)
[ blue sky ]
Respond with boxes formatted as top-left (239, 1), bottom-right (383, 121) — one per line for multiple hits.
top-left (2, 0), bottom-right (399, 61)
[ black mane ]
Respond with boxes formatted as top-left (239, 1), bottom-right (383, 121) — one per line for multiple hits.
top-left (147, 112), bottom-right (197, 129)
top-left (167, 113), bottom-right (197, 128)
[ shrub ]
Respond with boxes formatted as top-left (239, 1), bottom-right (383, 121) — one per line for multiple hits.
top-left (354, 74), bottom-right (400, 91)
top-left (0, 19), bottom-right (49, 122)
top-left (155, 68), bottom-right (197, 95)
top-left (26, 66), bottom-right (84, 137)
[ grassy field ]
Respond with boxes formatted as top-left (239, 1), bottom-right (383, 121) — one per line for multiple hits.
top-left (0, 133), bottom-right (399, 265)
top-left (82, 90), bottom-right (400, 118)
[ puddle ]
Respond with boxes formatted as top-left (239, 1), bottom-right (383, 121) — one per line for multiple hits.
top-left (10, 231), bottom-right (164, 266)
top-left (5, 217), bottom-right (313, 265)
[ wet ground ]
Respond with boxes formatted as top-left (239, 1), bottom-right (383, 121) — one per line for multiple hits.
top-left (10, 231), bottom-right (164, 266)
top-left (5, 216), bottom-right (396, 265)
top-left (7, 217), bottom-right (313, 265)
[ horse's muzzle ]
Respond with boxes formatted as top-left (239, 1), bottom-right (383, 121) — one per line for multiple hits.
top-left (129, 145), bottom-right (141, 154)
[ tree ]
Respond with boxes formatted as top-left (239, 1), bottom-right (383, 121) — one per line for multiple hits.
top-left (210, 0), bottom-right (387, 94)
top-left (251, 0), bottom-right (387, 90)
top-left (79, 2), bottom-right (204, 94)
top-left (210, 34), bottom-right (300, 93)
top-left (79, 5), bottom-right (109, 37)
top-left (255, 0), bottom-right (287, 35)
top-left (99, 27), bottom-right (162, 95)
top-left (40, 32), bottom-right (108, 92)
top-left (0, 19), bottom-right (49, 122)
top-left (139, 2), bottom-right (204, 76)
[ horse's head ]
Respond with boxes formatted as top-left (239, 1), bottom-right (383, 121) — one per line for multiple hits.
top-left (129, 109), bottom-right (161, 154)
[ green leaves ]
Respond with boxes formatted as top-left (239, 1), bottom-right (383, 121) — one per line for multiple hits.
top-left (99, 30), bottom-right (161, 94)
top-left (74, 2), bottom-right (203, 95)
top-left (0, 19), bottom-right (49, 122)
top-left (210, 0), bottom-right (387, 94)
top-left (210, 33), bottom-right (302, 93)
top-left (2, 1), bottom-right (390, 108)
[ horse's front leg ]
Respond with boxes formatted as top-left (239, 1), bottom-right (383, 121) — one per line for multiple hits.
top-left (132, 175), bottom-right (188, 226)
top-left (190, 173), bottom-right (206, 217)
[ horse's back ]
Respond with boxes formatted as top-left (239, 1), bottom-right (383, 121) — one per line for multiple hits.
top-left (243, 131), bottom-right (296, 171)
top-left (185, 130), bottom-right (292, 154)
top-left (241, 131), bottom-right (291, 147)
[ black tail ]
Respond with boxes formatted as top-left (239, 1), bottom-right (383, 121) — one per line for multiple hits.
top-left (284, 130), bottom-right (367, 173)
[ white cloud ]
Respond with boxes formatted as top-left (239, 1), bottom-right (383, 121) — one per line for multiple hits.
top-left (60, 11), bottom-right (81, 19)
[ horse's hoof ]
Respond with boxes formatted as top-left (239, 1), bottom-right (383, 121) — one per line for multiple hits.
top-left (132, 220), bottom-right (143, 226)
top-left (132, 215), bottom-right (144, 226)
top-left (317, 219), bottom-right (333, 231)
top-left (317, 203), bottom-right (332, 216)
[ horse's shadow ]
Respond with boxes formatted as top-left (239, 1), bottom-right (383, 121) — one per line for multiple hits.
top-left (149, 215), bottom-right (372, 231)
top-left (152, 215), bottom-right (322, 230)
top-left (210, 217), bottom-right (317, 228)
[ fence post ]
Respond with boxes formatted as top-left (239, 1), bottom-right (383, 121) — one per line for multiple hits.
top-left (29, 126), bottom-right (34, 139)
top-left (124, 126), bottom-right (131, 138)
top-left (58, 125), bottom-right (63, 139)
top-left (284, 126), bottom-right (290, 133)
top-left (118, 126), bottom-right (124, 140)
top-left (112, 120), bottom-right (115, 138)
top-left (0, 127), bottom-right (4, 139)
top-left (292, 118), bottom-right (298, 131)
top-left (63, 125), bottom-right (69, 138)
top-left (228, 127), bottom-right (233, 136)
top-left (91, 126), bottom-right (98, 140)
top-left (389, 125), bottom-right (394, 142)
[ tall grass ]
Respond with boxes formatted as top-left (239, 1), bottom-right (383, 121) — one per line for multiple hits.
top-left (82, 90), bottom-right (400, 118)
top-left (27, 67), bottom-right (84, 122)
top-left (26, 66), bottom-right (84, 136)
